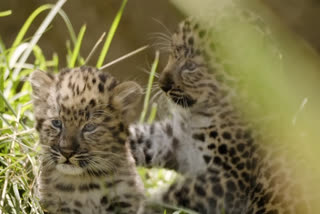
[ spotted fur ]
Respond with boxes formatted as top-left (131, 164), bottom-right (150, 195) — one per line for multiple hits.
top-left (30, 66), bottom-right (144, 214)
top-left (129, 19), bottom-right (309, 213)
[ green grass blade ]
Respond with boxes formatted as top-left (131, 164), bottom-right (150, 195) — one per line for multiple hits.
top-left (0, 38), bottom-right (4, 129)
top-left (12, 0), bottom-right (67, 79)
top-left (8, 5), bottom-right (52, 60)
top-left (0, 90), bottom-right (17, 118)
top-left (96, 0), bottom-right (128, 68)
top-left (0, 10), bottom-right (12, 17)
top-left (68, 25), bottom-right (86, 68)
top-left (140, 51), bottom-right (159, 123)
top-left (7, 4), bottom-right (77, 61)
top-left (56, 9), bottom-right (77, 46)
top-left (51, 53), bottom-right (59, 72)
top-left (147, 103), bottom-right (157, 124)
top-left (56, 8), bottom-right (84, 65)
top-left (33, 44), bottom-right (47, 70)
top-left (0, 62), bottom-right (3, 129)
top-left (100, 45), bottom-right (148, 70)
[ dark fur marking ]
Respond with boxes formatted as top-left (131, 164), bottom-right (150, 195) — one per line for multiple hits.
top-left (238, 180), bottom-right (246, 191)
top-left (74, 200), bottom-right (82, 207)
top-left (107, 202), bottom-right (131, 211)
top-left (98, 73), bottom-right (107, 83)
top-left (79, 183), bottom-right (100, 192)
top-left (188, 37), bottom-right (194, 45)
top-left (150, 124), bottom-right (155, 134)
top-left (241, 171), bottom-right (250, 183)
top-left (229, 148), bottom-right (236, 156)
top-left (137, 135), bottom-right (143, 144)
top-left (172, 137), bottom-right (179, 149)
top-left (36, 118), bottom-right (45, 131)
top-left (98, 83), bottom-right (104, 93)
top-left (192, 133), bottom-right (205, 142)
top-left (236, 162), bottom-right (245, 170)
top-left (237, 143), bottom-right (245, 152)
top-left (89, 99), bottom-right (96, 107)
top-left (103, 116), bottom-right (111, 122)
top-left (218, 144), bottom-right (228, 154)
top-left (108, 79), bottom-right (118, 90)
top-left (55, 183), bottom-right (75, 192)
top-left (212, 183), bottom-right (224, 197)
top-left (166, 124), bottom-right (173, 137)
top-left (119, 123), bottom-right (124, 132)
top-left (213, 156), bottom-right (222, 165)
top-left (203, 155), bottom-right (212, 164)
top-left (242, 151), bottom-right (249, 158)
top-left (101, 196), bottom-right (108, 205)
top-left (223, 162), bottom-right (232, 170)
top-left (207, 144), bottom-right (216, 150)
top-left (226, 180), bottom-right (237, 192)
top-left (231, 170), bottom-right (239, 178)
top-left (231, 157), bottom-right (240, 164)
top-left (222, 132), bottom-right (232, 140)
top-left (209, 131), bottom-right (218, 139)
top-left (73, 209), bottom-right (81, 214)
top-left (60, 207), bottom-right (71, 212)
top-left (210, 175), bottom-right (220, 183)
top-left (145, 153), bottom-right (152, 164)
top-left (145, 140), bottom-right (151, 149)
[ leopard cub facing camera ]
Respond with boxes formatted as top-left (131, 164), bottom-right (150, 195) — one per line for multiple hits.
top-left (30, 66), bottom-right (144, 214)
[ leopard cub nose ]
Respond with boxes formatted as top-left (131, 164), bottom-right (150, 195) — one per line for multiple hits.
top-left (159, 73), bottom-right (174, 93)
top-left (59, 148), bottom-right (74, 159)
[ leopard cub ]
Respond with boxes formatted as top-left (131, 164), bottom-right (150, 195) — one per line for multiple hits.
top-left (30, 66), bottom-right (144, 214)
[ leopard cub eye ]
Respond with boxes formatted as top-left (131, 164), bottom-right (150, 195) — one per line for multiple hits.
top-left (83, 123), bottom-right (96, 132)
top-left (51, 120), bottom-right (62, 129)
top-left (183, 60), bottom-right (197, 72)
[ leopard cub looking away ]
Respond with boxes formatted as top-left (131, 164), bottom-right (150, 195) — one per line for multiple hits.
top-left (30, 66), bottom-right (144, 214)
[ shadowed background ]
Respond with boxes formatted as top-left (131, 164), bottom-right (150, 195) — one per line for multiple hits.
top-left (1, 0), bottom-right (320, 84)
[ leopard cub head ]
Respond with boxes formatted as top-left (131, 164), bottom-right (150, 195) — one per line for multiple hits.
top-left (159, 19), bottom-right (221, 109)
top-left (30, 66), bottom-right (142, 176)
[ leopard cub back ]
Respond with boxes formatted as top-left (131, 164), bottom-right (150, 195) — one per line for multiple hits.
top-left (30, 66), bottom-right (144, 214)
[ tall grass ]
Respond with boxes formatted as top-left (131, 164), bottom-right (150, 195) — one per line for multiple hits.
top-left (0, 1), bottom-right (179, 213)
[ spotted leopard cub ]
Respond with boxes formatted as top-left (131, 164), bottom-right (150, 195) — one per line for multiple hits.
top-left (30, 66), bottom-right (144, 214)
top-left (129, 19), bottom-right (309, 213)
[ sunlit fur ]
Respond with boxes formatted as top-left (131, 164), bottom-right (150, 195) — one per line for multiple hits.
top-left (31, 66), bottom-right (145, 214)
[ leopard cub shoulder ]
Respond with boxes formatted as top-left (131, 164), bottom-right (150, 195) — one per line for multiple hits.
top-left (30, 66), bottom-right (144, 214)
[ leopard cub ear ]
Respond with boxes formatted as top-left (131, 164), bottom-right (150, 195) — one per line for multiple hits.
top-left (29, 70), bottom-right (55, 115)
top-left (29, 70), bottom-right (55, 98)
top-left (111, 81), bottom-right (143, 118)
